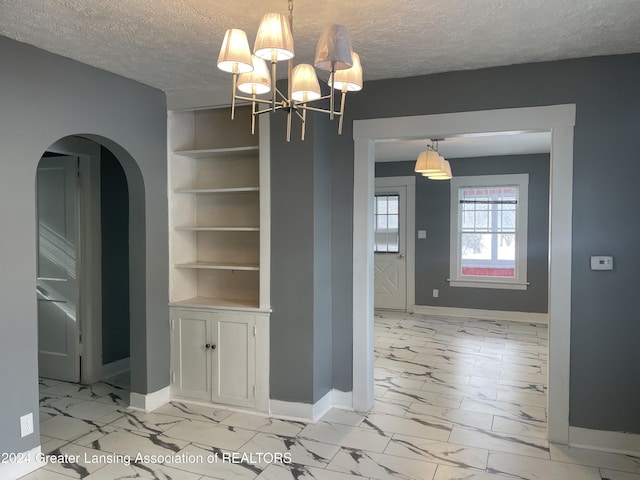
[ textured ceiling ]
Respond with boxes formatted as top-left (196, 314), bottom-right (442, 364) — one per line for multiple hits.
top-left (0, 0), bottom-right (639, 93)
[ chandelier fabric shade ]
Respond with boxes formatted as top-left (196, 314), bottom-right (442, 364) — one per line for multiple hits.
top-left (331, 52), bottom-right (363, 92)
top-left (216, 0), bottom-right (363, 141)
top-left (314, 25), bottom-right (354, 71)
top-left (237, 55), bottom-right (272, 95)
top-left (217, 29), bottom-right (254, 73)
top-left (254, 13), bottom-right (294, 61)
top-left (427, 159), bottom-right (453, 180)
top-left (414, 143), bottom-right (454, 180)
top-left (414, 148), bottom-right (444, 174)
top-left (291, 64), bottom-right (321, 101)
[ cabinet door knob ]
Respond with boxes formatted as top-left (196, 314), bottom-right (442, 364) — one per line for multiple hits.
top-left (205, 344), bottom-right (211, 349)
top-left (211, 344), bottom-right (217, 350)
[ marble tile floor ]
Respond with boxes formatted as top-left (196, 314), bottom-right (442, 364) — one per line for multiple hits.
top-left (21, 312), bottom-right (640, 480)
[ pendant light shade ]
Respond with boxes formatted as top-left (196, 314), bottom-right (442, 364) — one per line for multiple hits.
top-left (427, 160), bottom-right (453, 180)
top-left (254, 13), bottom-right (295, 61)
top-left (314, 24), bottom-right (353, 71)
top-left (414, 148), bottom-right (444, 174)
top-left (217, 29), bottom-right (254, 73)
top-left (331, 52), bottom-right (363, 92)
top-left (291, 64), bottom-right (321, 101)
top-left (237, 55), bottom-right (272, 94)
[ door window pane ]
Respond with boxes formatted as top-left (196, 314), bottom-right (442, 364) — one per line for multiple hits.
top-left (374, 194), bottom-right (400, 253)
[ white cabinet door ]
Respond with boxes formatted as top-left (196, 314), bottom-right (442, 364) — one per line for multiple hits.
top-left (171, 308), bottom-right (257, 408)
top-left (211, 313), bottom-right (256, 408)
top-left (171, 309), bottom-right (211, 401)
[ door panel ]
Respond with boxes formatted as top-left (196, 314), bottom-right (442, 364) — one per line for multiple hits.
top-left (374, 187), bottom-right (407, 310)
top-left (171, 310), bottom-right (211, 400)
top-left (212, 313), bottom-right (256, 408)
top-left (37, 156), bottom-right (80, 382)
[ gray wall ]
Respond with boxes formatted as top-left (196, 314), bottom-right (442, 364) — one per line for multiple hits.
top-left (328, 53), bottom-right (640, 433)
top-left (376, 154), bottom-right (550, 313)
top-left (270, 109), bottom-right (334, 404)
top-left (0, 36), bottom-right (168, 455)
top-left (101, 147), bottom-right (130, 365)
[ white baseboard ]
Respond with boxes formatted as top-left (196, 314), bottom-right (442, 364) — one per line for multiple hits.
top-left (129, 386), bottom-right (171, 413)
top-left (569, 426), bottom-right (640, 456)
top-left (0, 446), bottom-right (44, 480)
top-left (414, 305), bottom-right (548, 325)
top-left (101, 357), bottom-right (130, 380)
top-left (270, 389), bottom-right (354, 423)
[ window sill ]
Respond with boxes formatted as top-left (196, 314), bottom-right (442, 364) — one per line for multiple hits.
top-left (448, 279), bottom-right (529, 291)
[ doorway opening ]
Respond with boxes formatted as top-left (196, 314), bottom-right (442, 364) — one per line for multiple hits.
top-left (352, 105), bottom-right (576, 444)
top-left (36, 136), bottom-right (133, 429)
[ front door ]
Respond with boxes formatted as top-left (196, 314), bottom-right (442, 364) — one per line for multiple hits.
top-left (374, 186), bottom-right (407, 310)
top-left (36, 155), bottom-right (80, 382)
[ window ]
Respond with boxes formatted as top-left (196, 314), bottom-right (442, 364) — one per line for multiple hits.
top-left (374, 194), bottom-right (399, 253)
top-left (449, 174), bottom-right (529, 289)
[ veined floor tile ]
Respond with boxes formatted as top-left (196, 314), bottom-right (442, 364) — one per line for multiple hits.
top-left (459, 397), bottom-right (546, 423)
top-left (372, 398), bottom-right (411, 416)
top-left (163, 418), bottom-right (256, 451)
top-left (448, 426), bottom-right (550, 459)
top-left (487, 450), bottom-right (601, 480)
top-left (168, 443), bottom-right (265, 479)
top-left (256, 463), bottom-right (371, 480)
top-left (154, 401), bottom-right (233, 423)
top-left (18, 469), bottom-right (76, 480)
top-left (550, 444), bottom-right (640, 473)
top-left (385, 434), bottom-right (488, 470)
top-left (83, 462), bottom-right (202, 480)
top-left (87, 428), bottom-right (189, 458)
top-left (299, 422), bottom-right (391, 453)
top-left (221, 412), bottom-right (305, 437)
top-left (599, 469), bottom-right (640, 479)
top-left (491, 415), bottom-right (547, 440)
top-left (43, 397), bottom-right (121, 422)
top-left (497, 390), bottom-right (547, 408)
top-left (433, 465), bottom-right (520, 479)
top-left (327, 447), bottom-right (438, 480)
top-left (39, 443), bottom-right (112, 479)
top-left (241, 432), bottom-right (340, 468)
top-left (40, 415), bottom-right (109, 442)
top-left (320, 408), bottom-right (367, 427)
top-left (362, 412), bottom-right (451, 442)
top-left (469, 376), bottom-right (545, 395)
top-left (405, 403), bottom-right (493, 431)
top-left (383, 386), bottom-right (463, 409)
top-left (105, 410), bottom-right (185, 435)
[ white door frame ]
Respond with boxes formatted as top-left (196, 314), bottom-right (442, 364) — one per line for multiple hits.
top-left (47, 137), bottom-right (103, 384)
top-left (352, 105), bottom-right (575, 444)
top-left (374, 176), bottom-right (416, 312)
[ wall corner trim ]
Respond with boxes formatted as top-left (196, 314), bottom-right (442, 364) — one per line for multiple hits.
top-left (569, 426), bottom-right (640, 456)
top-left (269, 390), bottom-right (354, 423)
top-left (413, 305), bottom-right (549, 325)
top-left (129, 386), bottom-right (171, 413)
top-left (0, 446), bottom-right (44, 480)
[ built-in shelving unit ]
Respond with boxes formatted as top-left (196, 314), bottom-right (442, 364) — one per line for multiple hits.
top-left (168, 106), bottom-right (270, 312)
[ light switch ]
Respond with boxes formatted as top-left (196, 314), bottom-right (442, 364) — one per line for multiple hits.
top-left (590, 256), bottom-right (613, 271)
top-left (418, 230), bottom-right (427, 239)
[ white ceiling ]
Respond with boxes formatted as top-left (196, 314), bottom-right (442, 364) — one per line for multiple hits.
top-left (0, 0), bottom-right (639, 94)
top-left (0, 1), bottom-right (634, 162)
top-left (375, 131), bottom-right (551, 162)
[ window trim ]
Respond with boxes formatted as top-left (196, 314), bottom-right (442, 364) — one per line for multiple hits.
top-left (449, 173), bottom-right (529, 290)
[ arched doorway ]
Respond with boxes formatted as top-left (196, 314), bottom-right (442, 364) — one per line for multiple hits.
top-left (35, 135), bottom-right (144, 393)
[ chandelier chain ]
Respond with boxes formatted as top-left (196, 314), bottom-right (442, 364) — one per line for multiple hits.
top-left (288, 0), bottom-right (294, 30)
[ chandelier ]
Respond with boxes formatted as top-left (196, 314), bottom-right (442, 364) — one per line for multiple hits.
top-left (216, 0), bottom-right (363, 141)
top-left (414, 140), bottom-right (453, 180)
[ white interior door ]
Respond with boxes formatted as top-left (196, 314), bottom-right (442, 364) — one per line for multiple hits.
top-left (374, 186), bottom-right (407, 310)
top-left (36, 155), bottom-right (80, 382)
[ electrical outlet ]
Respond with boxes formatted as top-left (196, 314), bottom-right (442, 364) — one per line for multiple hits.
top-left (432, 289), bottom-right (439, 298)
top-left (20, 413), bottom-right (33, 437)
